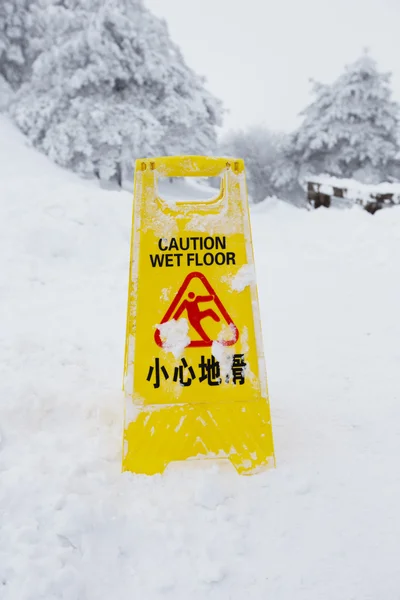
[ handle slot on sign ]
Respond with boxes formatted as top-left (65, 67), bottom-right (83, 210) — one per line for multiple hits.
top-left (156, 175), bottom-right (226, 209)
top-left (137, 156), bottom-right (242, 214)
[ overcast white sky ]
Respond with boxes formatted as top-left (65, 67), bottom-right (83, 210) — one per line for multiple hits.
top-left (146, 0), bottom-right (400, 132)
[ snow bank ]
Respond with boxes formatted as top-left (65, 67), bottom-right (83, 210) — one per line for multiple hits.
top-left (1, 117), bottom-right (400, 599)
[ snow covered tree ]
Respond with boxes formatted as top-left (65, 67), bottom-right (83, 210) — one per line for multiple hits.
top-left (0, 0), bottom-right (40, 90)
top-left (0, 75), bottom-right (13, 111)
top-left (282, 53), bottom-right (400, 185)
top-left (221, 127), bottom-right (284, 202)
top-left (11, 0), bottom-right (223, 184)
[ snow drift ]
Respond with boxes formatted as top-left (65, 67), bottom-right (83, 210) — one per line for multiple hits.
top-left (1, 117), bottom-right (400, 599)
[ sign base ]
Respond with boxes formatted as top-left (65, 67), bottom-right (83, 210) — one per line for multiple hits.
top-left (123, 400), bottom-right (275, 475)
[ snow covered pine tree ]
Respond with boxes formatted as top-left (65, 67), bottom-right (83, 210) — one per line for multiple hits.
top-left (11, 0), bottom-right (223, 185)
top-left (0, 0), bottom-right (40, 91)
top-left (280, 53), bottom-right (400, 186)
top-left (221, 127), bottom-right (284, 203)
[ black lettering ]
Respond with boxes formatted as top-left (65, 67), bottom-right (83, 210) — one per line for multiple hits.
top-left (204, 236), bottom-right (214, 250)
top-left (203, 252), bottom-right (214, 266)
top-left (175, 253), bottom-right (183, 266)
top-left (150, 254), bottom-right (165, 267)
top-left (195, 253), bottom-right (203, 266)
top-left (215, 236), bottom-right (226, 250)
top-left (187, 253), bottom-right (195, 266)
top-left (158, 238), bottom-right (168, 251)
top-left (226, 252), bottom-right (236, 265)
top-left (179, 238), bottom-right (190, 251)
top-left (215, 252), bottom-right (225, 265)
top-left (169, 238), bottom-right (178, 251)
top-left (165, 254), bottom-right (174, 267)
top-left (191, 237), bottom-right (199, 250)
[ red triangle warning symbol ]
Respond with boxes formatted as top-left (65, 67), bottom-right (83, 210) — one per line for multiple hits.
top-left (155, 271), bottom-right (239, 348)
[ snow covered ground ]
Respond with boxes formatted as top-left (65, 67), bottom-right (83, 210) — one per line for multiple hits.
top-left (1, 116), bottom-right (400, 599)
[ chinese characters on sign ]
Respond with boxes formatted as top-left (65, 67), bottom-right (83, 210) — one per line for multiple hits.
top-left (146, 354), bottom-right (247, 389)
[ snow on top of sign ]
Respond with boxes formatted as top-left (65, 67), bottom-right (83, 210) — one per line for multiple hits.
top-left (230, 264), bottom-right (256, 292)
top-left (211, 340), bottom-right (234, 380)
top-left (215, 322), bottom-right (237, 346)
top-left (149, 168), bottom-right (247, 237)
top-left (138, 168), bottom-right (245, 238)
top-left (124, 397), bottom-right (142, 427)
top-left (187, 209), bottom-right (242, 236)
top-left (161, 287), bottom-right (171, 302)
top-left (238, 326), bottom-right (258, 390)
top-left (157, 318), bottom-right (190, 358)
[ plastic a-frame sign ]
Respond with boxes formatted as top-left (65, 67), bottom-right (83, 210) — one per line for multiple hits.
top-left (123, 156), bottom-right (275, 475)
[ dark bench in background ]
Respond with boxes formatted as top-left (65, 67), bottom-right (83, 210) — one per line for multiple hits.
top-left (307, 179), bottom-right (399, 214)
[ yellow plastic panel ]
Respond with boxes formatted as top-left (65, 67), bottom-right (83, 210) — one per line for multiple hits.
top-left (122, 156), bottom-right (275, 475)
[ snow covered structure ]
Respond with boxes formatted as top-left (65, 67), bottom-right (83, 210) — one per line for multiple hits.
top-left (306, 175), bottom-right (400, 214)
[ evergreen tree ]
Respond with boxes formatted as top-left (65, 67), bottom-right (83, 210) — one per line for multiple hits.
top-left (281, 53), bottom-right (400, 185)
top-left (0, 0), bottom-right (40, 90)
top-left (222, 127), bottom-right (284, 202)
top-left (11, 0), bottom-right (223, 183)
top-left (0, 75), bottom-right (13, 111)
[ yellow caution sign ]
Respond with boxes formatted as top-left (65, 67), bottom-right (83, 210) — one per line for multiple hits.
top-left (122, 156), bottom-right (275, 475)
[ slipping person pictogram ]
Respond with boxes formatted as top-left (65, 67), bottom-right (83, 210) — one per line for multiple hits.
top-left (173, 292), bottom-right (220, 344)
top-left (154, 271), bottom-right (239, 348)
